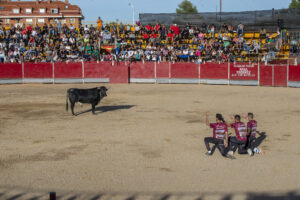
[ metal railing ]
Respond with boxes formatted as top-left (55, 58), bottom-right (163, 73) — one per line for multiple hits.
top-left (82, 21), bottom-right (135, 27)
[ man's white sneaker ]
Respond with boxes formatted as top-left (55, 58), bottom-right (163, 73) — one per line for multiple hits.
top-left (247, 148), bottom-right (254, 156)
top-left (228, 151), bottom-right (234, 156)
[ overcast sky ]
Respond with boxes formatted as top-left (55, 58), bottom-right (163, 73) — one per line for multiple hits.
top-left (69, 0), bottom-right (291, 22)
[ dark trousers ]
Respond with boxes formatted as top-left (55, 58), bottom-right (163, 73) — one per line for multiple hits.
top-left (247, 133), bottom-right (267, 150)
top-left (204, 137), bottom-right (227, 157)
top-left (229, 136), bottom-right (248, 154)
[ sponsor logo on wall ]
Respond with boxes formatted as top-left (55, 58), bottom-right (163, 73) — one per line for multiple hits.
top-left (232, 64), bottom-right (256, 77)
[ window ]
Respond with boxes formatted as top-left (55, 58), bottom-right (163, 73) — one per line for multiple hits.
top-left (61, 19), bottom-right (66, 24)
top-left (38, 18), bottom-right (45, 23)
top-left (25, 8), bottom-right (32, 13)
top-left (51, 8), bottom-right (58, 14)
top-left (5, 19), bottom-right (10, 24)
top-left (13, 9), bottom-right (19, 14)
top-left (70, 18), bottom-right (76, 24)
top-left (26, 19), bottom-right (33, 23)
top-left (40, 8), bottom-right (45, 13)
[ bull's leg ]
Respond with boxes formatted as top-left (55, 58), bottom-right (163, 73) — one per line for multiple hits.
top-left (92, 104), bottom-right (96, 114)
top-left (71, 102), bottom-right (76, 116)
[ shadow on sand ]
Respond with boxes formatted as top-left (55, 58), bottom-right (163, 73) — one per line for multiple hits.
top-left (0, 189), bottom-right (299, 200)
top-left (75, 105), bottom-right (135, 116)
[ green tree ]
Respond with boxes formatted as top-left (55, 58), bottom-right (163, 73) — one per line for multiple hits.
top-left (289, 0), bottom-right (300, 8)
top-left (176, 0), bottom-right (198, 14)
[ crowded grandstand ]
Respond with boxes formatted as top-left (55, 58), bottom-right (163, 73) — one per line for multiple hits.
top-left (0, 21), bottom-right (298, 63)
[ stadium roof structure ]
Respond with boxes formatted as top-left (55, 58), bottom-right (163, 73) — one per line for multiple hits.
top-left (140, 8), bottom-right (300, 31)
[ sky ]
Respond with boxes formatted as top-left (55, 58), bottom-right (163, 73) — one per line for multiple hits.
top-left (69, 0), bottom-right (291, 22)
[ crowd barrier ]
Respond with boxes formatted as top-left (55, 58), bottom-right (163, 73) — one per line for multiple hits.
top-left (0, 62), bottom-right (299, 87)
top-left (24, 62), bottom-right (53, 83)
top-left (171, 62), bottom-right (199, 84)
top-left (84, 62), bottom-right (110, 83)
top-left (230, 63), bottom-right (258, 86)
top-left (201, 63), bottom-right (228, 84)
top-left (129, 62), bottom-right (155, 83)
top-left (0, 63), bottom-right (22, 84)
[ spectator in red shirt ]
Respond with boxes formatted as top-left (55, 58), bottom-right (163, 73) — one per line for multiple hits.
top-left (171, 24), bottom-right (180, 35)
top-left (151, 33), bottom-right (157, 39)
top-left (26, 25), bottom-right (32, 32)
top-left (142, 31), bottom-right (149, 43)
top-left (146, 25), bottom-right (153, 32)
top-left (154, 23), bottom-right (160, 31)
top-left (167, 31), bottom-right (174, 43)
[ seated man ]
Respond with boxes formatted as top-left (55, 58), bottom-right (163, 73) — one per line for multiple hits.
top-left (204, 112), bottom-right (235, 159)
top-left (227, 115), bottom-right (251, 156)
top-left (246, 113), bottom-right (264, 155)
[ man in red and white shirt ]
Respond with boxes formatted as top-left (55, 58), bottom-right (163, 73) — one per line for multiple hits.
top-left (246, 113), bottom-right (265, 154)
top-left (204, 113), bottom-right (235, 159)
top-left (227, 115), bottom-right (250, 156)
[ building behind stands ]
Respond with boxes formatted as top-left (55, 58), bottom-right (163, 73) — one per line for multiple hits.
top-left (139, 8), bottom-right (300, 32)
top-left (0, 0), bottom-right (83, 27)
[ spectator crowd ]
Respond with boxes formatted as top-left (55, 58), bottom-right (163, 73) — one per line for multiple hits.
top-left (0, 21), bottom-right (298, 63)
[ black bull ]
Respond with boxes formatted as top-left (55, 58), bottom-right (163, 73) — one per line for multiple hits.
top-left (66, 86), bottom-right (108, 115)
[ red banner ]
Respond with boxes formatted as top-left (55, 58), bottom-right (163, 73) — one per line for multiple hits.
top-left (0, 63), bottom-right (22, 79)
top-left (200, 63), bottom-right (228, 79)
top-left (24, 63), bottom-right (52, 78)
top-left (260, 65), bottom-right (273, 86)
top-left (230, 63), bottom-right (258, 80)
top-left (130, 62), bottom-right (155, 79)
top-left (54, 62), bottom-right (82, 78)
top-left (84, 62), bottom-right (110, 78)
top-left (171, 62), bottom-right (199, 78)
top-left (274, 65), bottom-right (287, 87)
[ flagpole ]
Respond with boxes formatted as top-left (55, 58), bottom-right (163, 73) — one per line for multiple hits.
top-left (220, 0), bottom-right (222, 22)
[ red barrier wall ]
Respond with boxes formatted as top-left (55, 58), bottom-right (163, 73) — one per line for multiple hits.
top-left (156, 62), bottom-right (170, 78)
top-left (274, 65), bottom-right (287, 87)
top-left (0, 63), bottom-right (22, 79)
top-left (0, 62), bottom-right (299, 87)
top-left (24, 63), bottom-right (52, 78)
top-left (171, 62), bottom-right (199, 78)
top-left (54, 62), bottom-right (82, 78)
top-left (289, 65), bottom-right (300, 82)
top-left (260, 65), bottom-right (273, 86)
top-left (200, 63), bottom-right (228, 79)
top-left (230, 63), bottom-right (258, 80)
top-left (84, 62), bottom-right (110, 78)
top-left (110, 62), bottom-right (128, 83)
top-left (130, 62), bottom-right (155, 79)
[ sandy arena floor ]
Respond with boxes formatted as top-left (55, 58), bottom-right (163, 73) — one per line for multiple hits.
top-left (0, 83), bottom-right (299, 199)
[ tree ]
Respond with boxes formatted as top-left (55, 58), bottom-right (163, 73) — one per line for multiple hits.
top-left (176, 0), bottom-right (198, 14)
top-left (289, 0), bottom-right (300, 8)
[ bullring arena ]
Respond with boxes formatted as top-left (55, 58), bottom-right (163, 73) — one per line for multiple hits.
top-left (0, 62), bottom-right (300, 199)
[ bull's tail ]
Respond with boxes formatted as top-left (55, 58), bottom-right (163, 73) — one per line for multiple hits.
top-left (66, 91), bottom-right (69, 112)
